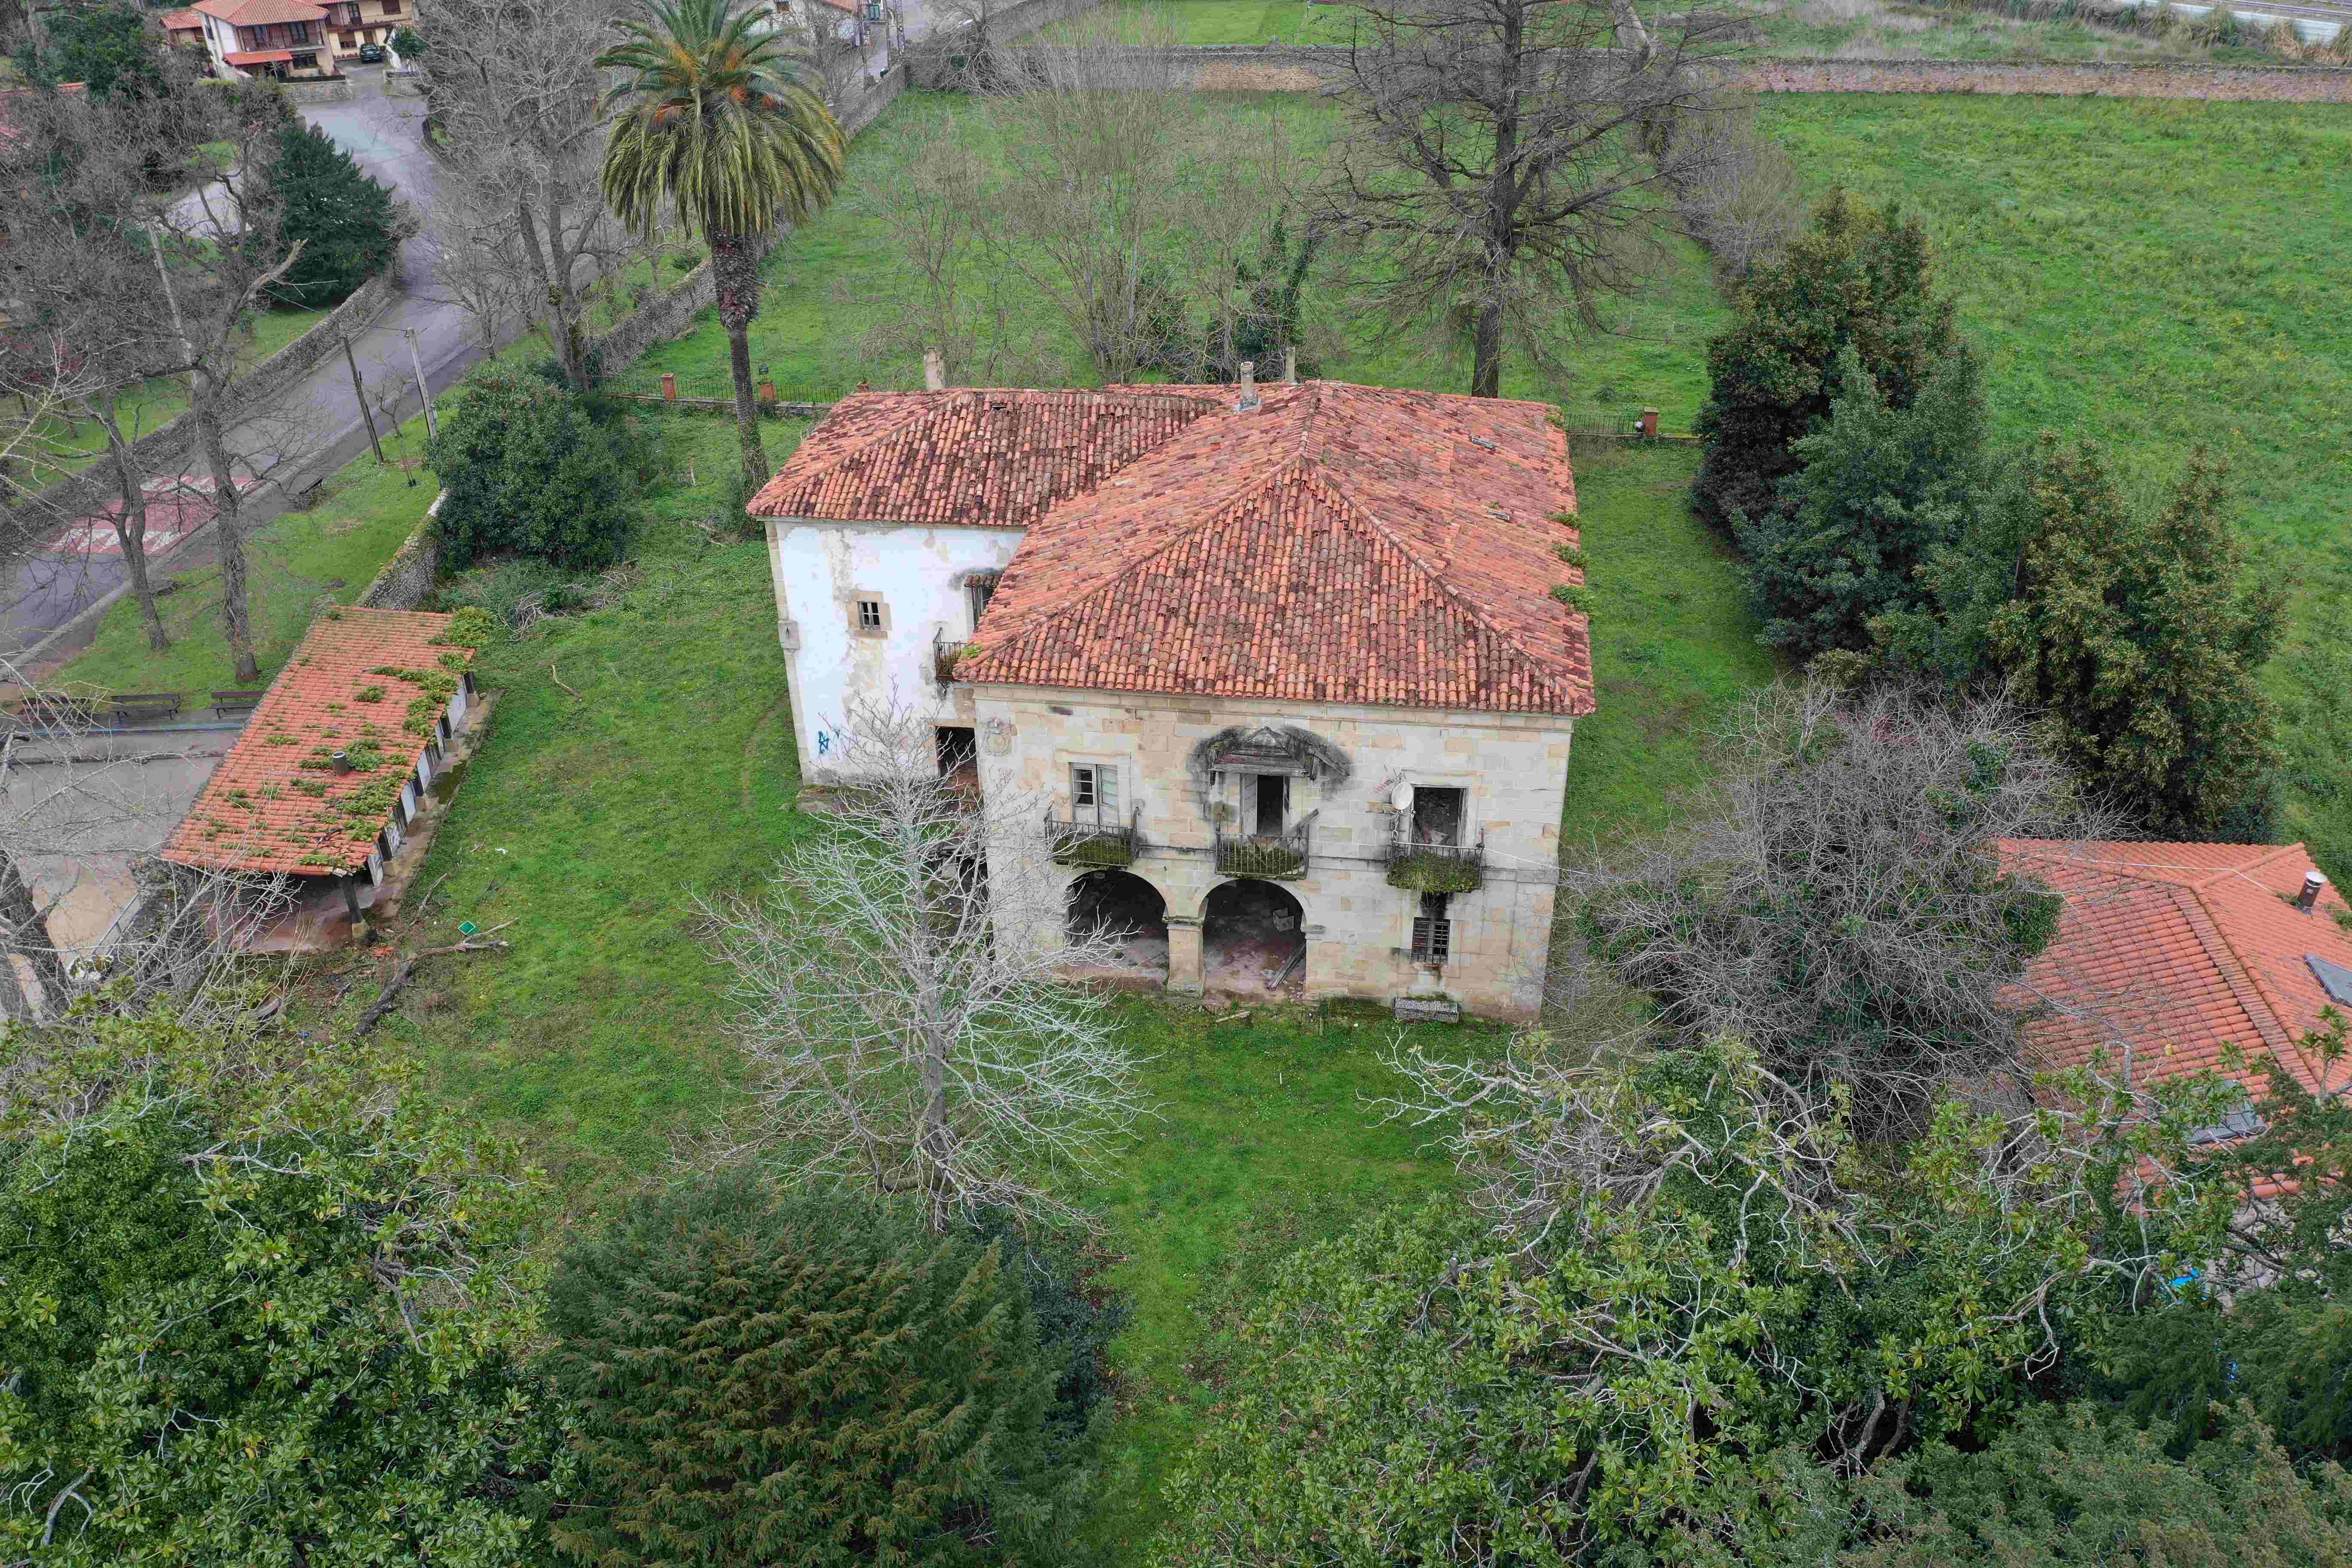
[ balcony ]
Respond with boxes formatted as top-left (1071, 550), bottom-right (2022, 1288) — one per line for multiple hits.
top-left (1384, 828), bottom-right (1484, 893)
top-left (933, 632), bottom-right (974, 686)
top-left (1216, 814), bottom-right (1313, 881)
top-left (1046, 811), bottom-right (1138, 869)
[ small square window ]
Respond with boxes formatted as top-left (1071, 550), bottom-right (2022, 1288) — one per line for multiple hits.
top-left (854, 598), bottom-right (883, 633)
top-left (1072, 763), bottom-right (1118, 821)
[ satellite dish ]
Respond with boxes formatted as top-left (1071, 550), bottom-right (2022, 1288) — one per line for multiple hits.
top-left (1389, 780), bottom-right (1412, 814)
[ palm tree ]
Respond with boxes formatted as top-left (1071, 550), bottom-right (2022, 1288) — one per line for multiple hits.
top-left (597, 0), bottom-right (845, 490)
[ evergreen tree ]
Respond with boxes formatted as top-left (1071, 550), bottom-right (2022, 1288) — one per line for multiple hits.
top-left (428, 363), bottom-right (639, 572)
top-left (267, 119), bottom-right (399, 307)
top-left (1694, 190), bottom-right (1962, 532)
top-left (40, 3), bottom-right (166, 98)
top-left (544, 1176), bottom-right (1095, 1567)
top-left (1889, 437), bottom-right (2284, 841)
top-left (1740, 341), bottom-right (1986, 665)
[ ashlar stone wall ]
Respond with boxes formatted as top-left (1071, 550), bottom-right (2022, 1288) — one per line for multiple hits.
top-left (971, 683), bottom-right (1577, 1020)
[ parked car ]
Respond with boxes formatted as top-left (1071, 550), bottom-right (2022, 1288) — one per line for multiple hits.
top-left (356, 41), bottom-right (385, 62)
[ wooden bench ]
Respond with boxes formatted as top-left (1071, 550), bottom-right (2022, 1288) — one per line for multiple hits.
top-left (107, 692), bottom-right (184, 723)
top-left (209, 689), bottom-right (266, 717)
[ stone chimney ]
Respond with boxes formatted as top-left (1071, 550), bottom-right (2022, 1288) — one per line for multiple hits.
top-left (1281, 345), bottom-right (1297, 385)
top-left (923, 348), bottom-right (946, 392)
top-left (1235, 359), bottom-right (1260, 412)
top-left (2299, 869), bottom-right (2328, 913)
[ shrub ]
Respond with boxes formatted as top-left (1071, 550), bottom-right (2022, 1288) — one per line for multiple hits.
top-left (0, 1013), bottom-right (563, 1565)
top-left (428, 365), bottom-right (640, 573)
top-left (263, 119), bottom-right (400, 307)
top-left (1694, 190), bottom-right (1964, 532)
top-left (544, 1176), bottom-right (1096, 1567)
top-left (1740, 341), bottom-right (1988, 664)
top-left (1883, 438), bottom-right (2285, 841)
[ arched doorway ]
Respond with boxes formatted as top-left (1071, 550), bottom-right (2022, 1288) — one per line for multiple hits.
top-left (1202, 879), bottom-right (1305, 998)
top-left (1066, 869), bottom-right (1170, 984)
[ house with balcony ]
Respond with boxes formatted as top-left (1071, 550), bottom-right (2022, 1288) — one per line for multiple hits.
top-left (322, 0), bottom-right (411, 55)
top-left (750, 375), bottom-right (1592, 1020)
top-left (191, 0), bottom-right (339, 77)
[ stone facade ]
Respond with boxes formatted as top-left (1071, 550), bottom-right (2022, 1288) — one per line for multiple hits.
top-left (972, 683), bottom-right (1575, 1020)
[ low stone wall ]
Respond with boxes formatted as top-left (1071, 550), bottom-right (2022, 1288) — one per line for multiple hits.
top-left (1, 269), bottom-right (401, 544)
top-left (355, 490), bottom-right (445, 611)
top-left (279, 75), bottom-right (357, 106)
top-left (833, 62), bottom-right (910, 138)
top-left (1736, 57), bottom-right (2352, 100)
top-left (587, 256), bottom-right (720, 375)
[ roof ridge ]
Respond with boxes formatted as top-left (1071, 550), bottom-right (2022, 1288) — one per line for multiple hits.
top-left (965, 447), bottom-right (1328, 668)
top-left (2189, 841), bottom-right (2312, 891)
top-left (1297, 446), bottom-right (1586, 702)
top-left (2171, 882), bottom-right (2295, 1052)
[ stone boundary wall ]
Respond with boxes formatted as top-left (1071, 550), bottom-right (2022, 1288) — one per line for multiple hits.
top-left (355, 490), bottom-right (445, 611)
top-left (2, 269), bottom-right (401, 543)
top-left (994, 42), bottom-right (2352, 98)
top-left (1739, 56), bottom-right (2352, 99)
top-left (279, 76), bottom-right (358, 106)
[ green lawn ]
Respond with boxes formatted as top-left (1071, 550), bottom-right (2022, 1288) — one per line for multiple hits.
top-left (25, 305), bottom-right (333, 490)
top-left (55, 414), bottom-right (438, 697)
top-left (1060, 0), bottom-right (2292, 58)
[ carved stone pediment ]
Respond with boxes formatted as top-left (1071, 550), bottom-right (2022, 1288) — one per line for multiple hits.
top-left (1207, 725), bottom-right (1322, 778)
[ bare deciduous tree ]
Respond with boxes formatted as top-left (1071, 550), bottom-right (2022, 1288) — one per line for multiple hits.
top-left (701, 700), bottom-right (1149, 1233)
top-left (1317, 0), bottom-right (1755, 396)
top-left (422, 0), bottom-right (638, 388)
top-left (1572, 683), bottom-right (2121, 1133)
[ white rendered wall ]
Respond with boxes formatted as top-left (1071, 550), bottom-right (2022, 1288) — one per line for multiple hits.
top-left (764, 517), bottom-right (1023, 778)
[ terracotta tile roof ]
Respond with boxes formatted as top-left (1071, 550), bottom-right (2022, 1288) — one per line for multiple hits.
top-left (223, 48), bottom-right (295, 64)
top-left (194, 0), bottom-right (326, 24)
top-left (744, 388), bottom-right (1222, 530)
top-left (2003, 839), bottom-right (2352, 1099)
top-left (162, 609), bottom-right (476, 878)
top-left (954, 381), bottom-right (1591, 716)
top-left (161, 9), bottom-right (205, 28)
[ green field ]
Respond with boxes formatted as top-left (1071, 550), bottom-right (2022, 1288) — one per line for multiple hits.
top-left (56, 415), bottom-right (438, 698)
top-left (1057, 0), bottom-right (2292, 58)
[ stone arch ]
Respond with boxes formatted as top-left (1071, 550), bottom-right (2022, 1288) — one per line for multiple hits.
top-left (1202, 878), bottom-right (1306, 998)
top-left (1066, 868), bottom-right (1170, 984)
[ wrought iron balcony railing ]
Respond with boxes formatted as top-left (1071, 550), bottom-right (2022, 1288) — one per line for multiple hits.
top-left (1045, 811), bottom-right (1139, 868)
top-left (1383, 828), bottom-right (1485, 893)
top-left (1215, 814), bottom-right (1313, 881)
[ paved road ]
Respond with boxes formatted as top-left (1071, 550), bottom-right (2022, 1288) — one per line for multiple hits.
top-left (5, 70), bottom-right (495, 667)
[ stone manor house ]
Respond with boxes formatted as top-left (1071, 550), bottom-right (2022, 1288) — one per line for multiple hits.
top-left (749, 374), bottom-right (1594, 1019)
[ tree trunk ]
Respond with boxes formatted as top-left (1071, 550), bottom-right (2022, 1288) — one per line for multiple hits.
top-left (515, 196), bottom-right (586, 391)
top-left (1470, 298), bottom-right (1506, 398)
top-left (711, 233), bottom-right (770, 491)
top-left (97, 397), bottom-right (168, 652)
top-left (193, 399), bottom-right (259, 686)
top-left (0, 843), bottom-right (72, 1021)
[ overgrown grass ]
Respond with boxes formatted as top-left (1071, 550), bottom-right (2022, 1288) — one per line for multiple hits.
top-left (631, 90), bottom-right (1730, 431)
top-left (1563, 441), bottom-right (1781, 843)
top-left (55, 415), bottom-right (440, 697)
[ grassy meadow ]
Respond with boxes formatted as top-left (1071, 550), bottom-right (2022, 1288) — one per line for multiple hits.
top-left (258, 70), bottom-right (2351, 1561)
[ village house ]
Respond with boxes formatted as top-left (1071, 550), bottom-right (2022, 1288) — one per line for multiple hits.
top-left (189, 0), bottom-right (341, 79)
top-left (2003, 838), bottom-right (2352, 1129)
top-left (750, 374), bottom-right (1593, 1020)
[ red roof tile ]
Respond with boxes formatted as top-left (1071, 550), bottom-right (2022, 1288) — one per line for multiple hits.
top-left (162, 609), bottom-right (477, 878)
top-left (956, 381), bottom-right (1591, 716)
top-left (194, 0), bottom-right (326, 24)
top-left (223, 48), bottom-right (296, 64)
top-left (745, 388), bottom-right (1222, 530)
top-left (161, 9), bottom-right (205, 28)
top-left (2003, 839), bottom-right (2352, 1099)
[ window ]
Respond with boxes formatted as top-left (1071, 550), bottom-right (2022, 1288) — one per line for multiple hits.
top-left (1409, 785), bottom-right (1465, 846)
top-left (1412, 893), bottom-right (1452, 963)
top-left (292, 50), bottom-right (316, 66)
top-left (849, 595), bottom-right (887, 635)
top-left (966, 571), bottom-right (1002, 631)
top-left (1072, 763), bottom-right (1118, 823)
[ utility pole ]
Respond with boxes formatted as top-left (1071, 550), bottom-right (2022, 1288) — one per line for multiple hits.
top-left (342, 336), bottom-right (385, 463)
top-left (402, 329), bottom-right (437, 441)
